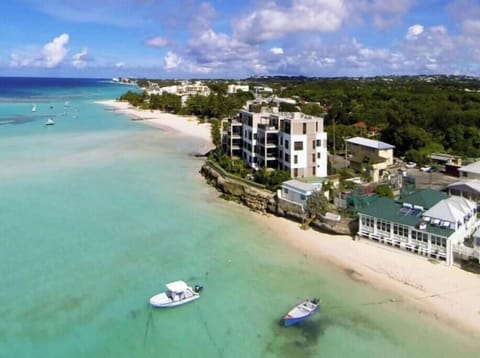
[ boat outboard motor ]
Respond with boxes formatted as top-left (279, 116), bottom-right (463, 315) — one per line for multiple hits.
top-left (194, 285), bottom-right (203, 293)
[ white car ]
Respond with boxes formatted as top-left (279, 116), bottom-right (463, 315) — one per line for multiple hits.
top-left (405, 162), bottom-right (416, 168)
top-left (420, 165), bottom-right (432, 172)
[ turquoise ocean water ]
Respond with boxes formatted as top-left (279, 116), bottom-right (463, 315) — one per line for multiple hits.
top-left (0, 78), bottom-right (478, 357)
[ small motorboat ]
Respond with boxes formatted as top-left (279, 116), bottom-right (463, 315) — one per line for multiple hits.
top-left (45, 117), bottom-right (55, 126)
top-left (32, 104), bottom-right (37, 112)
top-left (283, 298), bottom-right (320, 327)
top-left (149, 280), bottom-right (203, 308)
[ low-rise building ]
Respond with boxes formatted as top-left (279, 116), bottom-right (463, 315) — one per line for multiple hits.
top-left (227, 84), bottom-right (250, 94)
top-left (357, 189), bottom-right (479, 265)
top-left (345, 137), bottom-right (395, 183)
top-left (447, 180), bottom-right (480, 203)
top-left (458, 161), bottom-right (480, 180)
top-left (278, 179), bottom-right (323, 211)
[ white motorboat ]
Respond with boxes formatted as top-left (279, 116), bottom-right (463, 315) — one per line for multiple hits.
top-left (32, 104), bottom-right (37, 112)
top-left (149, 280), bottom-right (203, 308)
top-left (45, 117), bottom-right (55, 126)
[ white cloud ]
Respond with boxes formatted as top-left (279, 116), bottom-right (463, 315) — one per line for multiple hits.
top-left (164, 51), bottom-right (182, 70)
top-left (10, 33), bottom-right (69, 69)
top-left (270, 47), bottom-right (284, 55)
top-left (116, 62), bottom-right (125, 68)
top-left (234, 0), bottom-right (347, 44)
top-left (41, 33), bottom-right (70, 68)
top-left (405, 24), bottom-right (424, 40)
top-left (145, 36), bottom-right (169, 48)
top-left (72, 48), bottom-right (89, 69)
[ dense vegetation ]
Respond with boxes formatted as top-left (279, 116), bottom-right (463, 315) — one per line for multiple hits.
top-left (119, 81), bottom-right (254, 120)
top-left (122, 75), bottom-right (480, 166)
top-left (252, 75), bottom-right (480, 162)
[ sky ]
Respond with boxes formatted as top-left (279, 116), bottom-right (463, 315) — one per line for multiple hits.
top-left (1, 0), bottom-right (480, 79)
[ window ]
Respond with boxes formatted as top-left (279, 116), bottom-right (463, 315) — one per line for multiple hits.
top-left (253, 133), bottom-right (257, 140)
top-left (280, 137), bottom-right (283, 145)
top-left (294, 155), bottom-right (298, 164)
top-left (285, 139), bottom-right (289, 149)
top-left (316, 139), bottom-right (321, 147)
top-left (285, 153), bottom-right (290, 163)
top-left (312, 154), bottom-right (315, 162)
top-left (294, 141), bottom-right (303, 150)
top-left (317, 152), bottom-right (321, 159)
top-left (316, 121), bottom-right (318, 132)
top-left (300, 194), bottom-right (306, 200)
top-left (303, 123), bottom-right (307, 134)
top-left (312, 140), bottom-right (316, 149)
top-left (312, 166), bottom-right (316, 175)
top-left (283, 188), bottom-right (289, 194)
top-left (294, 168), bottom-right (298, 177)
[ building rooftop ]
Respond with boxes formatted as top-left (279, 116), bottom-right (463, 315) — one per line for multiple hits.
top-left (399, 188), bottom-right (448, 210)
top-left (282, 179), bottom-right (322, 194)
top-left (448, 180), bottom-right (480, 193)
top-left (346, 137), bottom-right (395, 150)
top-left (459, 161), bottom-right (480, 174)
top-left (357, 196), bottom-right (454, 237)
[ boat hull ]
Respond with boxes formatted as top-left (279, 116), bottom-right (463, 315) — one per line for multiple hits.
top-left (283, 312), bottom-right (315, 327)
top-left (283, 299), bottom-right (319, 327)
top-left (149, 292), bottom-right (200, 308)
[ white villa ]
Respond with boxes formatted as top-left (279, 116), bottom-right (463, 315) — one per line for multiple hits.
top-left (147, 81), bottom-right (211, 106)
top-left (227, 84), bottom-right (250, 94)
top-left (357, 189), bottom-right (479, 265)
top-left (278, 179), bottom-right (323, 211)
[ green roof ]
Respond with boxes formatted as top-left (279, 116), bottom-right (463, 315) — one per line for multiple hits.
top-left (358, 195), bottom-right (453, 237)
top-left (398, 188), bottom-right (448, 209)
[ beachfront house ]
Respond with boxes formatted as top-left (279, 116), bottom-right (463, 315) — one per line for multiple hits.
top-left (223, 103), bottom-right (328, 178)
top-left (345, 137), bottom-right (395, 183)
top-left (357, 189), bottom-right (479, 265)
top-left (278, 179), bottom-right (323, 212)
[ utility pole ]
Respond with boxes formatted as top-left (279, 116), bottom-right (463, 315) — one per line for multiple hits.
top-left (333, 116), bottom-right (336, 159)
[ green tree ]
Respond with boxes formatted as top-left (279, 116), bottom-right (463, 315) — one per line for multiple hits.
top-left (375, 184), bottom-right (394, 199)
top-left (306, 191), bottom-right (330, 218)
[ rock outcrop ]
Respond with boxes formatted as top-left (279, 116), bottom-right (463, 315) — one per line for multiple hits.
top-left (200, 161), bottom-right (355, 236)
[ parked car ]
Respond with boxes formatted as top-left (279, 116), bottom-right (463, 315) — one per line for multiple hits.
top-left (405, 162), bottom-right (417, 168)
top-left (420, 165), bottom-right (432, 172)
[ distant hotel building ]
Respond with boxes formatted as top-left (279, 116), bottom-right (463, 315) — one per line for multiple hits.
top-left (223, 103), bottom-right (328, 178)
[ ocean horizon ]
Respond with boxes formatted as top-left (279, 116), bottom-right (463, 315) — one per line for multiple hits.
top-left (1, 77), bottom-right (479, 357)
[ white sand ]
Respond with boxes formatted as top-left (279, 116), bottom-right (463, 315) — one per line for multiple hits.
top-left (96, 99), bottom-right (214, 152)
top-left (97, 99), bottom-right (480, 337)
top-left (253, 214), bottom-right (480, 337)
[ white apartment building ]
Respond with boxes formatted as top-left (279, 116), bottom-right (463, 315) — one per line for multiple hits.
top-left (227, 84), bottom-right (250, 94)
top-left (224, 104), bottom-right (328, 178)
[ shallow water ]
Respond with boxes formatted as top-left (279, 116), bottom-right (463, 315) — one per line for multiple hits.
top-left (0, 78), bottom-right (478, 357)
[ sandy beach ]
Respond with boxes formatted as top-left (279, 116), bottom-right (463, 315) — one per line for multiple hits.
top-left (254, 213), bottom-right (480, 337)
top-left (96, 99), bottom-right (214, 153)
top-left (97, 99), bottom-right (480, 338)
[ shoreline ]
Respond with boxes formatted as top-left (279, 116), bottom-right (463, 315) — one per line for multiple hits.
top-left (95, 99), bottom-right (215, 154)
top-left (251, 212), bottom-right (480, 338)
top-left (96, 98), bottom-right (480, 338)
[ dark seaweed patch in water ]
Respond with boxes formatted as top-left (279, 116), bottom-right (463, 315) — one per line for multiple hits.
top-left (0, 115), bottom-right (39, 125)
top-left (266, 317), bottom-right (331, 358)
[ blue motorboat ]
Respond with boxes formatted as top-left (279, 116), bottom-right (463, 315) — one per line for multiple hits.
top-left (283, 298), bottom-right (320, 327)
